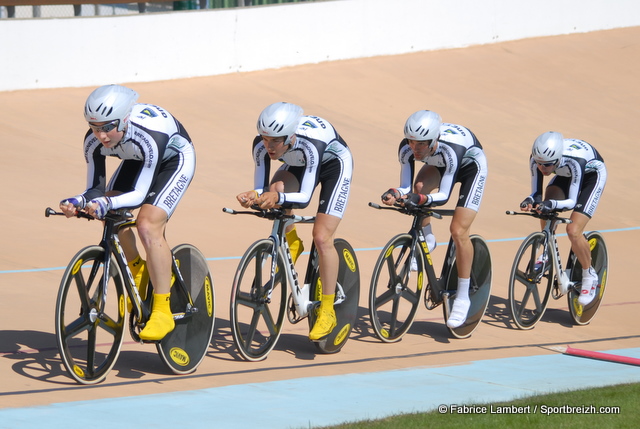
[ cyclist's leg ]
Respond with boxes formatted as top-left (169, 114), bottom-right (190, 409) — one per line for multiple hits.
top-left (137, 204), bottom-right (174, 340)
top-left (309, 155), bottom-right (352, 341)
top-left (446, 155), bottom-right (486, 329)
top-left (446, 207), bottom-right (476, 328)
top-left (309, 213), bottom-right (340, 340)
top-left (570, 169), bottom-right (606, 305)
top-left (138, 150), bottom-right (195, 341)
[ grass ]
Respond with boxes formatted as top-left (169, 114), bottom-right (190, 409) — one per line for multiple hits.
top-left (317, 382), bottom-right (640, 428)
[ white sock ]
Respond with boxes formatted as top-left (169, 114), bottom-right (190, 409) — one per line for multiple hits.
top-left (456, 278), bottom-right (470, 301)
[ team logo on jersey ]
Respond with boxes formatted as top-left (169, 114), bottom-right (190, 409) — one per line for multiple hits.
top-left (140, 108), bottom-right (158, 118)
top-left (302, 120), bottom-right (317, 128)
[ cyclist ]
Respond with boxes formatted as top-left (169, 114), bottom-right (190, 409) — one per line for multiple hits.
top-left (519, 131), bottom-right (607, 305)
top-left (380, 110), bottom-right (488, 329)
top-left (236, 102), bottom-right (354, 341)
top-left (59, 84), bottom-right (196, 341)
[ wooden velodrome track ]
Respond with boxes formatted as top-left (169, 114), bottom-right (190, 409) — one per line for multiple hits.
top-left (1, 26), bottom-right (639, 409)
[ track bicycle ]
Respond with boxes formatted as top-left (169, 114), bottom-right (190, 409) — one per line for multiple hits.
top-left (368, 202), bottom-right (492, 341)
top-left (223, 206), bottom-right (360, 361)
top-left (506, 210), bottom-right (608, 329)
top-left (46, 207), bottom-right (215, 384)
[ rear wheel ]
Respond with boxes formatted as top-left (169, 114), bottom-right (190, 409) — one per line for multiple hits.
top-left (568, 231), bottom-right (608, 325)
top-left (311, 239), bottom-right (360, 353)
top-left (443, 235), bottom-right (492, 338)
top-left (55, 245), bottom-right (125, 384)
top-left (157, 244), bottom-right (215, 374)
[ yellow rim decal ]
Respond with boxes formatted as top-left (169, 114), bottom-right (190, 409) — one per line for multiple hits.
top-left (599, 269), bottom-right (607, 298)
top-left (381, 328), bottom-right (389, 338)
top-left (119, 294), bottom-right (125, 317)
top-left (72, 259), bottom-right (83, 275)
top-left (343, 249), bottom-right (357, 272)
top-left (334, 324), bottom-right (350, 346)
top-left (572, 297), bottom-right (583, 317)
top-left (73, 365), bottom-right (85, 378)
top-left (170, 347), bottom-right (190, 367)
top-left (384, 246), bottom-right (394, 259)
top-left (418, 271), bottom-right (423, 291)
top-left (205, 276), bottom-right (213, 317)
top-left (589, 238), bottom-right (597, 251)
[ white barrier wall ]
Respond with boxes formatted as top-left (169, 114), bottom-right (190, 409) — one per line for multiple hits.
top-left (2, 0), bottom-right (639, 92)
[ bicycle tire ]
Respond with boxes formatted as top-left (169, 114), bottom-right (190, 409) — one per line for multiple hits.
top-left (310, 238), bottom-right (360, 353)
top-left (55, 245), bottom-right (125, 385)
top-left (157, 244), bottom-right (215, 374)
top-left (230, 239), bottom-right (287, 361)
top-left (567, 231), bottom-right (608, 325)
top-left (507, 232), bottom-right (553, 330)
top-left (369, 234), bottom-right (423, 343)
top-left (443, 235), bottom-right (492, 339)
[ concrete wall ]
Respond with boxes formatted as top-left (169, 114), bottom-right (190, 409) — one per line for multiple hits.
top-left (2, 0), bottom-right (639, 92)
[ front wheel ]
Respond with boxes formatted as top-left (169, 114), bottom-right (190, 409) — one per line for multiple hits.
top-left (508, 232), bottom-right (553, 330)
top-left (55, 245), bottom-right (125, 384)
top-left (230, 239), bottom-right (287, 361)
top-left (443, 235), bottom-right (492, 339)
top-left (567, 231), bottom-right (608, 325)
top-left (310, 239), bottom-right (360, 353)
top-left (368, 234), bottom-right (423, 343)
top-left (157, 244), bottom-right (215, 374)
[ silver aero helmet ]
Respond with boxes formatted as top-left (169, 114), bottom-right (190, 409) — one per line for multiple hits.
top-left (404, 110), bottom-right (442, 148)
top-left (256, 102), bottom-right (303, 146)
top-left (84, 84), bottom-right (139, 132)
top-left (532, 131), bottom-right (564, 164)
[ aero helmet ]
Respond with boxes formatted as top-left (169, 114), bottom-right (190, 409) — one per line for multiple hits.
top-left (532, 131), bottom-right (564, 164)
top-left (404, 110), bottom-right (442, 148)
top-left (84, 84), bottom-right (139, 132)
top-left (256, 102), bottom-right (303, 146)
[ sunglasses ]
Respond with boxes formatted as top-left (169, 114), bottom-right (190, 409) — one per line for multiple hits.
top-left (89, 120), bottom-right (119, 133)
top-left (536, 160), bottom-right (557, 168)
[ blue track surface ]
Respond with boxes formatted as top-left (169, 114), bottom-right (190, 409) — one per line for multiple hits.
top-left (1, 348), bottom-right (639, 429)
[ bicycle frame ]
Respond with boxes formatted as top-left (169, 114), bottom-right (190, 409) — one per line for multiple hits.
top-left (507, 210), bottom-right (574, 296)
top-left (271, 214), bottom-right (316, 320)
top-left (223, 207), bottom-right (318, 319)
top-left (370, 202), bottom-right (456, 304)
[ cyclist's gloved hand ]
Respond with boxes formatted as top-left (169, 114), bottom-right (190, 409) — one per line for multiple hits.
top-left (60, 195), bottom-right (86, 217)
top-left (536, 200), bottom-right (555, 215)
top-left (519, 196), bottom-right (534, 210)
top-left (88, 197), bottom-right (112, 219)
top-left (381, 188), bottom-right (401, 204)
top-left (403, 193), bottom-right (432, 210)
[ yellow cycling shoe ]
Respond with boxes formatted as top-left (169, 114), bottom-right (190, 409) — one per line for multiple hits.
top-left (139, 311), bottom-right (175, 341)
top-left (139, 293), bottom-right (174, 341)
top-left (309, 306), bottom-right (337, 341)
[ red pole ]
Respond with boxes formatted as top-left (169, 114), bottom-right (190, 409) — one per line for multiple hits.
top-left (564, 346), bottom-right (640, 367)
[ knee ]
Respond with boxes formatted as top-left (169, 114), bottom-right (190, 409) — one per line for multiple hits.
top-left (313, 232), bottom-right (334, 255)
top-left (565, 224), bottom-right (584, 242)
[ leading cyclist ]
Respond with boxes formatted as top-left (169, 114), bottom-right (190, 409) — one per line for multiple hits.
top-left (59, 84), bottom-right (196, 341)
